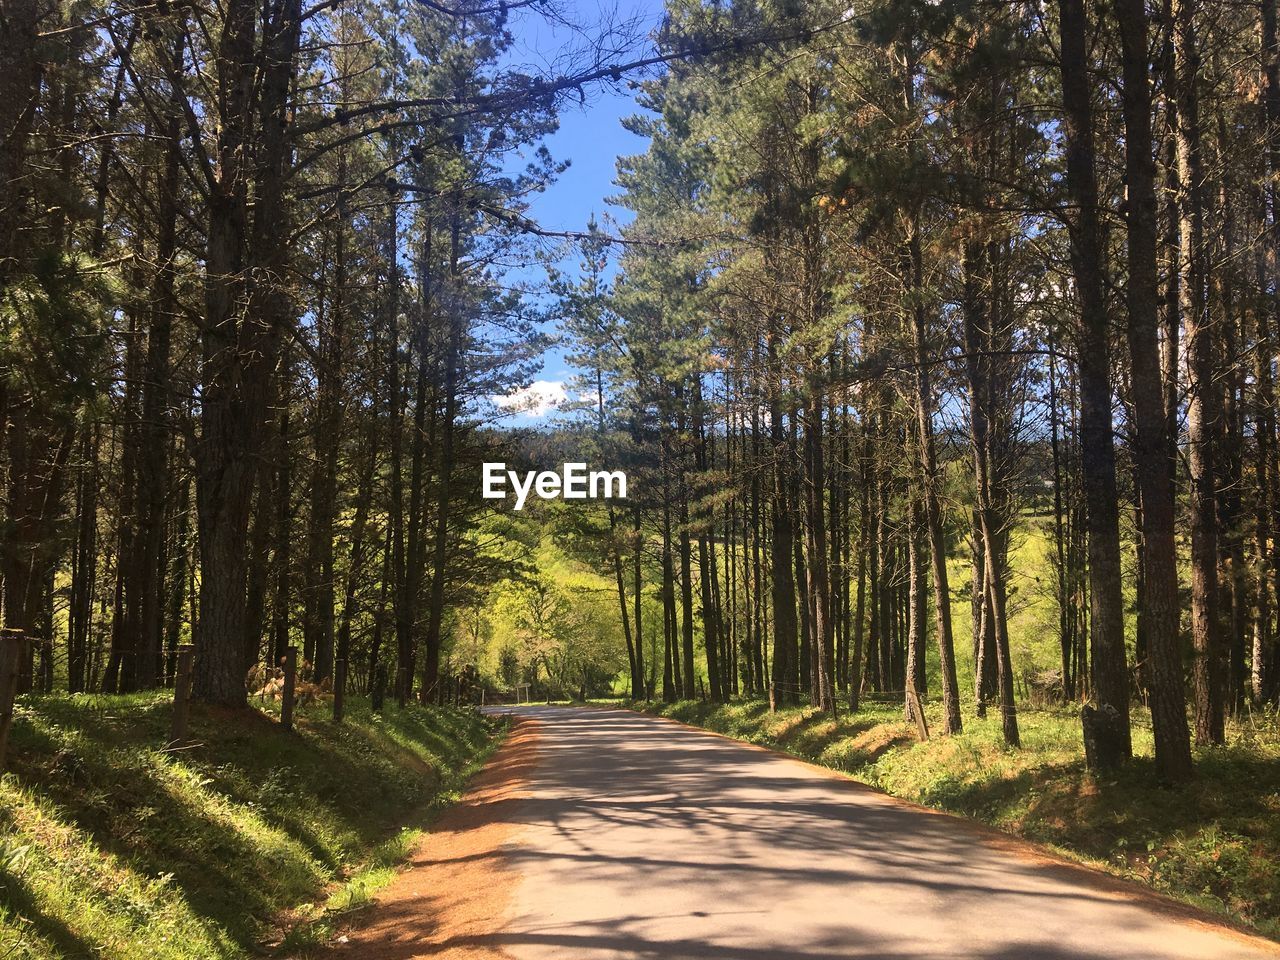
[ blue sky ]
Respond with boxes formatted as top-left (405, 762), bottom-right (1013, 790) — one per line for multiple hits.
top-left (491, 0), bottom-right (666, 423)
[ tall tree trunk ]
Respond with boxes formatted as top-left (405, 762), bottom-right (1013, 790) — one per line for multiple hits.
top-left (1261, 0), bottom-right (1280, 703)
top-left (1060, 0), bottom-right (1136, 768)
top-left (677, 464), bottom-right (696, 699)
top-left (849, 451), bottom-right (869, 712)
top-left (104, 306), bottom-right (143, 694)
top-left (1172, 0), bottom-right (1224, 745)
top-left (304, 216), bottom-right (349, 684)
top-left (695, 377), bottom-right (723, 701)
top-left (905, 495), bottom-right (927, 721)
top-left (963, 240), bottom-right (1018, 744)
top-left (385, 204), bottom-right (411, 705)
top-left (768, 328), bottom-right (798, 709)
top-left (244, 455), bottom-right (275, 669)
top-left (908, 228), bottom-right (962, 734)
top-left (69, 423), bottom-right (100, 693)
top-left (165, 468), bottom-right (192, 684)
top-left (422, 210), bottom-right (464, 702)
top-left (271, 399), bottom-right (292, 667)
top-left (634, 499), bottom-right (646, 698)
top-left (193, 0), bottom-right (299, 705)
top-left (1048, 326), bottom-right (1074, 700)
top-left (804, 388), bottom-right (835, 713)
top-left (132, 36), bottom-right (183, 688)
top-left (335, 437), bottom-right (377, 690)
top-left (662, 502), bottom-right (677, 703)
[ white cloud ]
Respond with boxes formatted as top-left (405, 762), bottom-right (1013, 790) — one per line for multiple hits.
top-left (492, 380), bottom-right (568, 417)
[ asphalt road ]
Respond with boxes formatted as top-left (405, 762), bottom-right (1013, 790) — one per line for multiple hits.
top-left (478, 706), bottom-right (1278, 960)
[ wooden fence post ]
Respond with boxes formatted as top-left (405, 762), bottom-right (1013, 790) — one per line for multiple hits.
top-left (281, 646), bottom-right (297, 731)
top-left (906, 687), bottom-right (930, 741)
top-left (15, 630), bottom-right (32, 696)
top-left (0, 631), bottom-right (28, 771)
top-left (332, 658), bottom-right (346, 723)
top-left (169, 643), bottom-right (195, 747)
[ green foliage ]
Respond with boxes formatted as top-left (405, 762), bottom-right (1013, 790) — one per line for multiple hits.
top-left (0, 250), bottom-right (115, 412)
top-left (0, 693), bottom-right (501, 959)
top-left (482, 526), bottom-right (628, 699)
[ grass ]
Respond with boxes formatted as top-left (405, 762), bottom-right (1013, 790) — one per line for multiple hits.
top-left (0, 692), bottom-right (503, 959)
top-left (636, 697), bottom-right (1280, 940)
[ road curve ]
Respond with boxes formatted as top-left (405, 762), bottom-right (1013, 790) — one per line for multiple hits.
top-left (471, 705), bottom-right (1276, 960)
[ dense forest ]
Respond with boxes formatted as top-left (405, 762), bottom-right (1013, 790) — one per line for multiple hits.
top-left (3, 0), bottom-right (1280, 795)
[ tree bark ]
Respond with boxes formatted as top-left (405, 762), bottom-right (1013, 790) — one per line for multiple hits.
top-left (1171, 0), bottom-right (1224, 745)
top-left (1060, 0), bottom-right (1136, 768)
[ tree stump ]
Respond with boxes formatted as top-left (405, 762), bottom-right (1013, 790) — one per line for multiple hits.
top-left (169, 644), bottom-right (195, 747)
top-left (1081, 703), bottom-right (1128, 771)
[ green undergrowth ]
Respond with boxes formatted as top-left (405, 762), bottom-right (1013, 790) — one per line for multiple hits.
top-left (638, 698), bottom-right (1280, 939)
top-left (0, 692), bottom-right (503, 959)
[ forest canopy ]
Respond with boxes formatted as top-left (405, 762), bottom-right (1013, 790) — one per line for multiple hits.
top-left (1, 0), bottom-right (1279, 790)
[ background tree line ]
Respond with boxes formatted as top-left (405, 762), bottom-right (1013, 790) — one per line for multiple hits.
top-left (0, 0), bottom-right (835, 714)
top-left (6, 0), bottom-right (1280, 788)
top-left (0, 0), bottom-right (675, 709)
top-left (546, 0), bottom-right (1280, 785)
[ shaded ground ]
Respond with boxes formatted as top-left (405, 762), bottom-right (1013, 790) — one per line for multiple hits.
top-left (638, 698), bottom-right (1280, 938)
top-left (342, 706), bottom-right (1280, 960)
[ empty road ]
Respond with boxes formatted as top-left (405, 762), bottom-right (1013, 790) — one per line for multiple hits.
top-left (345, 705), bottom-right (1280, 960)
